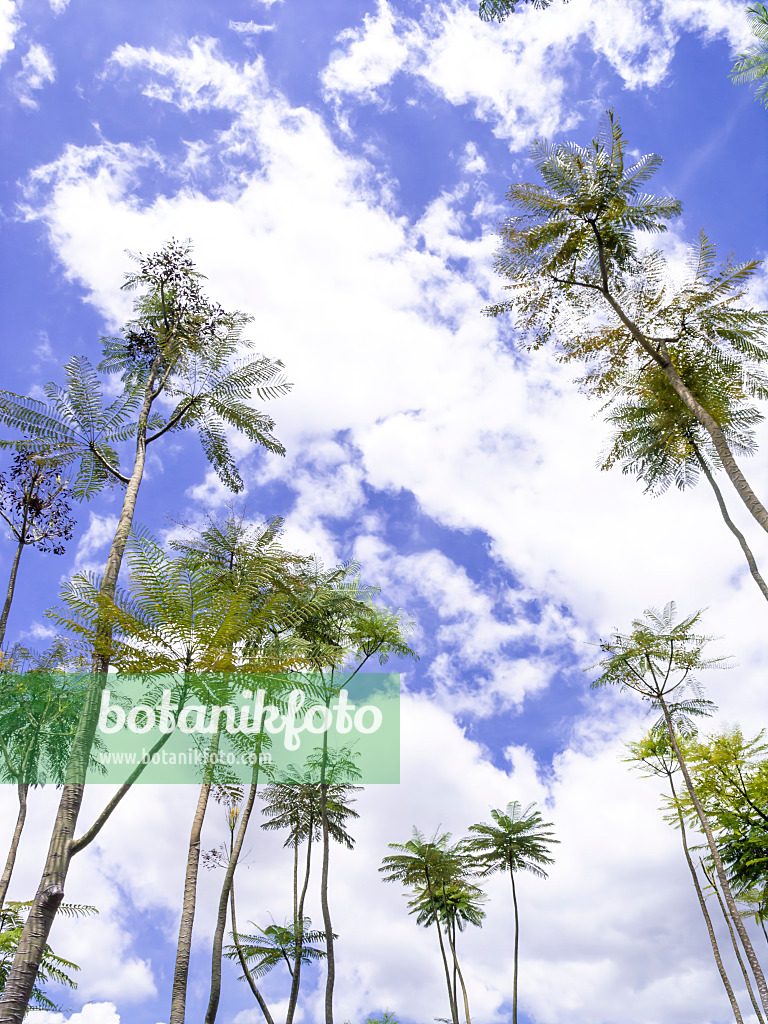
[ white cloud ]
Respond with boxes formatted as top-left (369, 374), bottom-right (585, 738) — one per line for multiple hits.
top-left (49, 0), bottom-right (70, 13)
top-left (229, 20), bottom-right (275, 35)
top-left (27, 1005), bottom-right (121, 1024)
top-left (321, 0), bottom-right (750, 149)
top-left (71, 513), bottom-right (119, 576)
top-left (15, 43), bottom-right (56, 109)
top-left (14, 27), bottom-right (768, 1022)
top-left (0, 0), bottom-right (19, 65)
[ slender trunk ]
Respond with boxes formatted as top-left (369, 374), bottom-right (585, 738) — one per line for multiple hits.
top-left (662, 700), bottom-right (768, 1016)
top-left (425, 870), bottom-right (459, 1024)
top-left (320, 783), bottom-right (335, 1024)
top-left (702, 860), bottom-right (765, 1024)
top-left (230, 878), bottom-right (275, 1024)
top-left (0, 783), bottom-right (28, 909)
top-left (763, 920), bottom-right (768, 949)
top-left (286, 812), bottom-right (314, 1024)
top-left (666, 778), bottom-right (743, 1023)
top-left (443, 911), bottom-right (471, 1024)
top-left (451, 919), bottom-right (458, 1010)
top-left (509, 865), bottom-right (520, 1024)
top-left (204, 760), bottom-right (260, 1024)
top-left (692, 442), bottom-right (768, 605)
top-left (0, 363), bottom-right (159, 1024)
top-left (0, 535), bottom-right (25, 649)
top-left (170, 725), bottom-right (222, 1024)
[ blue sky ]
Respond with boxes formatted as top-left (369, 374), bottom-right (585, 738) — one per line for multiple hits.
top-left (1, 1), bottom-right (768, 1023)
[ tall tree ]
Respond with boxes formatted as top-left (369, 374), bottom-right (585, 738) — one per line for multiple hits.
top-left (0, 240), bottom-right (290, 1023)
top-left (626, 731), bottom-right (745, 1023)
top-left (465, 802), bottom-right (557, 1024)
top-left (288, 560), bottom-right (416, 1024)
top-left (380, 829), bottom-right (467, 1024)
top-left (0, 453), bottom-right (75, 647)
top-left (259, 769), bottom-right (359, 1024)
top-left (592, 603), bottom-right (768, 1016)
top-left (731, 4), bottom-right (768, 106)
top-left (485, 112), bottom-right (768, 536)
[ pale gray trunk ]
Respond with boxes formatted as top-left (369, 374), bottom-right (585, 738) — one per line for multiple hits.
top-left (0, 782), bottom-right (28, 909)
top-left (0, 362), bottom-right (159, 1024)
top-left (204, 761), bottom-right (260, 1024)
top-left (0, 534), bottom-right (25, 649)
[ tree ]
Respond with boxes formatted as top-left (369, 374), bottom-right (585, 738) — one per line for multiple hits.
top-left (592, 603), bottom-right (768, 1016)
top-left (287, 560), bottom-right (416, 1024)
top-left (380, 829), bottom-right (469, 1024)
top-left (226, 918), bottom-right (329, 986)
top-left (0, 240), bottom-right (290, 1023)
top-left (599, 352), bottom-right (768, 605)
top-left (465, 802), bottom-right (557, 1024)
top-left (0, 643), bottom-right (92, 910)
top-left (731, 4), bottom-right (768, 107)
top-left (259, 768), bottom-right (360, 1024)
top-left (407, 878), bottom-right (486, 1022)
top-left (626, 731), bottom-right (746, 1023)
top-left (0, 453), bottom-right (75, 646)
top-left (485, 111), bottom-right (768, 537)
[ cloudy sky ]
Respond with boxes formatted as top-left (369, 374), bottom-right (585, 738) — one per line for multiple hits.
top-left (1, 0), bottom-right (768, 1022)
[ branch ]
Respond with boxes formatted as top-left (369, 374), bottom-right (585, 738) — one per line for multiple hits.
top-left (91, 446), bottom-right (130, 486)
top-left (146, 396), bottom-right (199, 445)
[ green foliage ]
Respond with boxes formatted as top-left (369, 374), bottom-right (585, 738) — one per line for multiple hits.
top-left (225, 917), bottom-right (331, 980)
top-left (590, 602), bottom-right (724, 733)
top-left (0, 241), bottom-right (290, 499)
top-left (261, 768), bottom-right (361, 850)
top-left (485, 111), bottom-right (768, 411)
top-left (731, 3), bottom-right (768, 106)
top-left (0, 901), bottom-right (96, 1011)
top-left (600, 346), bottom-right (765, 494)
top-left (0, 644), bottom-right (98, 787)
top-left (465, 801), bottom-right (558, 879)
top-left (679, 728), bottom-right (768, 904)
top-left (479, 0), bottom-right (559, 20)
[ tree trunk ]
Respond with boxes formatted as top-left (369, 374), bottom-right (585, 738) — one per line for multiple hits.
top-left (662, 700), bottom-right (768, 1016)
top-left (667, 778), bottom-right (743, 1023)
top-left (0, 362), bottom-right (159, 1024)
top-left (443, 911), bottom-right (471, 1024)
top-left (425, 869), bottom-right (459, 1024)
top-left (509, 865), bottom-right (520, 1024)
top-left (286, 809), bottom-right (315, 1024)
top-left (0, 535), bottom-right (25, 649)
top-left (230, 878), bottom-right (275, 1024)
top-left (692, 442), bottom-right (768, 605)
top-left (204, 760), bottom-right (260, 1024)
top-left (701, 859), bottom-right (764, 1024)
top-left (0, 783), bottom-right (28, 909)
top-left (320, 783), bottom-right (336, 1024)
top-left (170, 722), bottom-right (223, 1024)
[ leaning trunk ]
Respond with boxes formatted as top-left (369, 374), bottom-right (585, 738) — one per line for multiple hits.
top-left (667, 777), bottom-right (744, 1023)
top-left (229, 878), bottom-right (275, 1024)
top-left (0, 362), bottom-right (159, 1024)
top-left (0, 783), bottom-right (28, 910)
top-left (662, 699), bottom-right (768, 1016)
top-left (701, 859), bottom-right (764, 1024)
top-left (0, 534), bottom-right (25, 649)
top-left (442, 906), bottom-right (471, 1024)
top-left (425, 869), bottom-right (459, 1024)
top-left (692, 442), bottom-right (768, 605)
top-left (204, 759), bottom-right (260, 1024)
